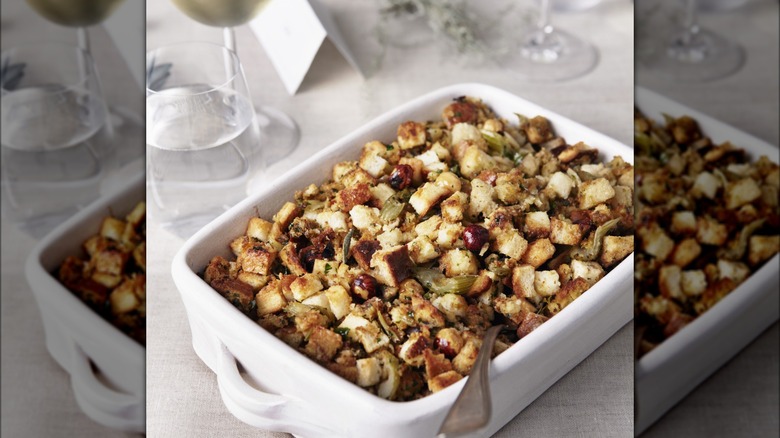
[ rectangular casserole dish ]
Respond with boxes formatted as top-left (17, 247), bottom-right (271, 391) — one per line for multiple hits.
top-left (24, 172), bottom-right (146, 433)
top-left (634, 87), bottom-right (780, 435)
top-left (171, 83), bottom-right (634, 438)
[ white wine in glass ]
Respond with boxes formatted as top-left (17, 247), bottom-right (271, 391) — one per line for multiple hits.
top-left (170, 0), bottom-right (300, 165)
top-left (25, 0), bottom-right (125, 27)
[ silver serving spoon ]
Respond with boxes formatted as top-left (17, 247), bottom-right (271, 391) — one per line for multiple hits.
top-left (437, 324), bottom-right (504, 438)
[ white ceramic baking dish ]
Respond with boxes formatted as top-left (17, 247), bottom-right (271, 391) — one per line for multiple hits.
top-left (24, 172), bottom-right (146, 433)
top-left (172, 83), bottom-right (634, 437)
top-left (634, 87), bottom-right (780, 435)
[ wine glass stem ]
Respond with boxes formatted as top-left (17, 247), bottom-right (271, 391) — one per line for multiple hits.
top-left (78, 26), bottom-right (114, 138)
top-left (681, 0), bottom-right (700, 44)
top-left (224, 27), bottom-right (237, 53)
top-left (538, 0), bottom-right (553, 33)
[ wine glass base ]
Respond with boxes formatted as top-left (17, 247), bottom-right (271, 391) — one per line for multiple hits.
top-left (255, 105), bottom-right (300, 165)
top-left (639, 29), bottom-right (745, 82)
top-left (503, 28), bottom-right (598, 82)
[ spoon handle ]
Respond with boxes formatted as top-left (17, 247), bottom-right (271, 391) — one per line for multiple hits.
top-left (437, 324), bottom-right (504, 437)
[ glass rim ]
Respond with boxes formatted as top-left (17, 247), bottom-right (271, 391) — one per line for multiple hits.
top-left (0, 42), bottom-right (96, 95)
top-left (145, 41), bottom-right (243, 96)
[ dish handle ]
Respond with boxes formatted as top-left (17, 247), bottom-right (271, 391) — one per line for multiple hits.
top-left (69, 343), bottom-right (145, 432)
top-left (216, 342), bottom-right (339, 437)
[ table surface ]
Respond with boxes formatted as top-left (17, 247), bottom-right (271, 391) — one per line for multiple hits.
top-left (1, 0), bottom-right (777, 437)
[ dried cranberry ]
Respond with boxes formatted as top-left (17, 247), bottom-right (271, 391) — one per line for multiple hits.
top-left (298, 246), bottom-right (319, 272)
top-left (434, 337), bottom-right (457, 359)
top-left (389, 164), bottom-right (413, 190)
top-left (352, 274), bottom-right (378, 301)
top-left (462, 225), bottom-right (489, 252)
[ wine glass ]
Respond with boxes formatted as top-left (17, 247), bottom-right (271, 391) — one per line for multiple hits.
top-left (637, 0), bottom-right (744, 82)
top-left (169, 0), bottom-right (300, 165)
top-left (146, 42), bottom-right (262, 238)
top-left (24, 0), bottom-right (145, 170)
top-left (501, 0), bottom-right (598, 82)
top-left (1, 43), bottom-right (110, 236)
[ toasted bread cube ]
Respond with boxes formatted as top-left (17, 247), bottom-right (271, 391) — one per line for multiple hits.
top-left (524, 116), bottom-right (554, 144)
top-left (434, 328), bottom-right (464, 358)
top-left (337, 183), bottom-right (372, 213)
top-left (301, 292), bottom-right (332, 314)
top-left (125, 202), bottom-right (146, 228)
top-left (83, 235), bottom-right (104, 257)
top-left (434, 172), bottom-right (462, 193)
top-left (578, 178), bottom-right (616, 209)
top-left (417, 149), bottom-right (447, 173)
top-left (238, 242), bottom-right (277, 276)
top-left (290, 274), bottom-right (324, 301)
top-left (440, 192), bottom-right (468, 223)
top-left (351, 239), bottom-right (381, 271)
top-left (725, 178), bottom-right (762, 210)
top-left (342, 167), bottom-right (377, 188)
top-left (748, 235), bottom-right (780, 265)
top-left (211, 277), bottom-right (255, 310)
top-left (279, 243), bottom-right (307, 276)
top-left (356, 357), bottom-right (382, 387)
top-left (431, 294), bottom-right (468, 323)
top-left (349, 205), bottom-right (381, 234)
top-left (440, 249), bottom-right (478, 277)
top-left (716, 260), bottom-right (750, 283)
top-left (520, 153), bottom-right (539, 177)
top-left (428, 370), bottom-right (463, 393)
top-left (468, 178), bottom-right (498, 218)
top-left (670, 238), bottom-right (701, 268)
top-left (512, 264), bottom-right (538, 302)
top-left (658, 265), bottom-right (683, 300)
top-left (451, 336), bottom-right (482, 376)
top-left (92, 272), bottom-right (122, 289)
top-left (415, 215), bottom-right (443, 239)
top-left (324, 285), bottom-right (351, 320)
top-left (100, 217), bottom-right (126, 242)
top-left (411, 294), bottom-right (445, 327)
top-left (451, 122), bottom-right (483, 145)
top-left (377, 228), bottom-right (404, 249)
top-left (370, 245), bottom-right (413, 287)
top-left (133, 242), bottom-right (146, 272)
top-left (359, 152), bottom-right (389, 178)
top-left (409, 182), bottom-right (451, 217)
top-left (671, 211), bottom-right (697, 235)
top-left (681, 270), bottom-right (707, 296)
top-left (237, 271), bottom-right (268, 291)
top-left (273, 202), bottom-right (302, 230)
top-left (550, 217), bottom-right (583, 245)
top-left (692, 172), bottom-right (721, 199)
top-left (333, 161), bottom-right (358, 184)
top-left (639, 295), bottom-right (681, 325)
top-left (547, 171), bottom-right (574, 199)
top-left (397, 334), bottom-right (429, 366)
top-left (534, 270), bottom-right (561, 297)
top-left (312, 259), bottom-right (340, 280)
top-left (369, 183), bottom-right (396, 208)
top-left (397, 121), bottom-right (426, 150)
top-left (522, 238), bottom-right (554, 268)
top-left (246, 217), bottom-right (273, 242)
top-left (304, 326), bottom-right (343, 363)
top-left (641, 224), bottom-right (675, 261)
top-left (314, 211), bottom-right (348, 232)
top-left (110, 279), bottom-right (140, 314)
top-left (524, 211), bottom-right (551, 239)
top-left (696, 216), bottom-right (728, 246)
top-left (494, 294), bottom-right (535, 325)
top-left (407, 236), bottom-right (440, 264)
top-left (491, 229), bottom-right (527, 261)
top-left (459, 146), bottom-right (495, 179)
top-left (424, 348), bottom-right (454, 379)
top-left (256, 280), bottom-right (287, 316)
top-left (436, 221), bottom-right (463, 250)
top-left (571, 259), bottom-right (605, 286)
top-left (203, 256), bottom-right (230, 284)
top-left (355, 322), bottom-right (390, 354)
top-left (94, 249), bottom-right (129, 276)
top-left (600, 236), bottom-right (633, 267)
